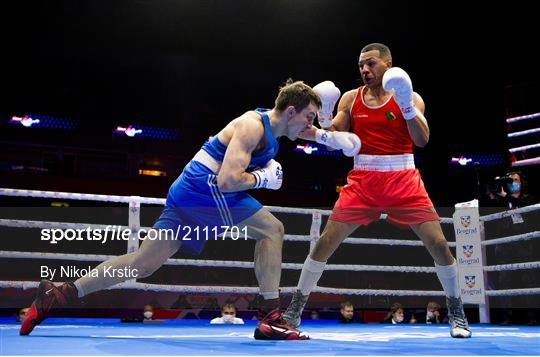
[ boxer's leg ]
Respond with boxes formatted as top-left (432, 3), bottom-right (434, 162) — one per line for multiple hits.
top-left (235, 209), bottom-right (308, 340)
top-left (74, 230), bottom-right (182, 297)
top-left (21, 228), bottom-right (182, 335)
top-left (411, 220), bottom-right (471, 338)
top-left (236, 208), bottom-right (284, 314)
top-left (283, 219), bottom-right (358, 327)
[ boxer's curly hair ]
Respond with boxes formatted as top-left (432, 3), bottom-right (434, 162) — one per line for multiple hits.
top-left (275, 78), bottom-right (322, 112)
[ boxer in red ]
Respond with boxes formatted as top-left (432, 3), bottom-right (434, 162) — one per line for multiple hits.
top-left (285, 43), bottom-right (471, 338)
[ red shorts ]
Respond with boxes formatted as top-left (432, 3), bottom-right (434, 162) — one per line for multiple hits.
top-left (330, 169), bottom-right (439, 228)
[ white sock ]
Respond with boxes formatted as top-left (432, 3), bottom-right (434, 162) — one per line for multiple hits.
top-left (298, 256), bottom-right (327, 296)
top-left (73, 280), bottom-right (85, 298)
top-left (260, 291), bottom-right (279, 300)
top-left (435, 259), bottom-right (460, 298)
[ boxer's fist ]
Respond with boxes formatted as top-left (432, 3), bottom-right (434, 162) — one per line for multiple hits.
top-left (382, 67), bottom-right (417, 120)
top-left (313, 81), bottom-right (341, 128)
top-left (315, 129), bottom-right (361, 157)
top-left (252, 159), bottom-right (283, 190)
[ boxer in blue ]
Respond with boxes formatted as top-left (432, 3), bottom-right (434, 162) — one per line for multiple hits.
top-left (20, 79), bottom-right (361, 340)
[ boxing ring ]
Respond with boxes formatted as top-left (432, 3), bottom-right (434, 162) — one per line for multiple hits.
top-left (1, 188), bottom-right (539, 355)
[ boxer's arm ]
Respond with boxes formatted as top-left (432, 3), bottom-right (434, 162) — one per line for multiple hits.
top-left (406, 92), bottom-right (430, 147)
top-left (297, 90), bottom-right (355, 140)
top-left (217, 116), bottom-right (262, 192)
top-left (331, 90), bottom-right (355, 132)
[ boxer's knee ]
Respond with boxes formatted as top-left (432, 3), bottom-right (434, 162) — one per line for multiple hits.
top-left (429, 236), bottom-right (454, 264)
top-left (258, 217), bottom-right (284, 243)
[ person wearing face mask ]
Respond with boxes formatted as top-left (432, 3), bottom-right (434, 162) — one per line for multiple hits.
top-left (17, 307), bottom-right (29, 323)
top-left (382, 303), bottom-right (405, 324)
top-left (486, 171), bottom-right (538, 326)
top-left (143, 304), bottom-right (154, 321)
top-left (487, 171), bottom-right (535, 209)
top-left (210, 304), bottom-right (244, 324)
top-left (426, 302), bottom-right (441, 324)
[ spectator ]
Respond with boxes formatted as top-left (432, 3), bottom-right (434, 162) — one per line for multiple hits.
top-left (486, 171), bottom-right (535, 208)
top-left (426, 301), bottom-right (441, 324)
top-left (143, 304), bottom-right (154, 321)
top-left (17, 307), bottom-right (29, 323)
top-left (338, 301), bottom-right (359, 323)
top-left (210, 303), bottom-right (244, 324)
top-left (382, 303), bottom-right (405, 324)
top-left (486, 171), bottom-right (538, 326)
top-left (309, 310), bottom-right (320, 321)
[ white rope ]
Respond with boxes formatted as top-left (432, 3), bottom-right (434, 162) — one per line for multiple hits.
top-left (512, 157), bottom-right (540, 167)
top-left (0, 188), bottom-right (457, 224)
top-left (2, 280), bottom-right (538, 296)
top-left (0, 251), bottom-right (436, 273)
top-left (313, 287), bottom-right (444, 296)
top-left (485, 288), bottom-right (540, 296)
top-left (265, 206), bottom-right (332, 216)
top-left (480, 203), bottom-right (540, 222)
top-left (0, 218), bottom-right (124, 231)
top-left (0, 188), bottom-right (165, 205)
top-left (507, 127), bottom-right (540, 138)
top-left (0, 280), bottom-right (443, 295)
top-left (506, 112), bottom-right (540, 123)
top-left (482, 231), bottom-right (540, 246)
top-left (5, 250), bottom-right (538, 273)
top-left (341, 237), bottom-right (451, 247)
top-left (0, 219), bottom-right (458, 247)
top-left (440, 217), bottom-right (454, 224)
top-left (483, 261), bottom-right (540, 272)
top-left (509, 143), bottom-right (540, 153)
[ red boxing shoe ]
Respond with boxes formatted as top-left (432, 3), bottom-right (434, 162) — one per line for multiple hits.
top-left (20, 280), bottom-right (78, 336)
top-left (254, 309), bottom-right (310, 340)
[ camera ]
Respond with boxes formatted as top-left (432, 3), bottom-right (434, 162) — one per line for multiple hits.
top-left (487, 173), bottom-right (514, 194)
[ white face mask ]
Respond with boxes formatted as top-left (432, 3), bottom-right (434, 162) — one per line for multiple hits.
top-left (394, 315), bottom-right (404, 323)
top-left (427, 311), bottom-right (435, 319)
top-left (222, 314), bottom-right (235, 323)
top-left (143, 311), bottom-right (153, 319)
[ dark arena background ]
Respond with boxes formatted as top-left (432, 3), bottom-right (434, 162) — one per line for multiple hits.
top-left (1, 1), bottom-right (539, 355)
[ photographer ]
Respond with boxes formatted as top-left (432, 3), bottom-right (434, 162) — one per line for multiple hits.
top-left (486, 171), bottom-right (538, 325)
top-left (486, 171), bottom-right (534, 209)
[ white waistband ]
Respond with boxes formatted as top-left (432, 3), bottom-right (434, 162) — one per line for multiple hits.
top-left (353, 154), bottom-right (415, 171)
top-left (192, 149), bottom-right (222, 174)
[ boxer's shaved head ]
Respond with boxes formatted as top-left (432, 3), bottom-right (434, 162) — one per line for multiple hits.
top-left (360, 43), bottom-right (392, 61)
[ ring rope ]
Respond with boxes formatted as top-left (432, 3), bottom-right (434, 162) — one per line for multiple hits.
top-left (0, 251), bottom-right (434, 272)
top-left (0, 219), bottom-right (454, 247)
top-left (483, 261), bottom-right (540, 272)
top-left (1, 251), bottom-right (538, 273)
top-left (0, 218), bottom-right (119, 231)
top-left (1, 280), bottom-right (538, 296)
top-left (481, 231), bottom-right (540, 246)
top-left (506, 112), bottom-right (540, 123)
top-left (0, 188), bottom-right (165, 205)
top-left (480, 204), bottom-right (540, 222)
top-left (3, 219), bottom-right (539, 247)
top-left (0, 188), bottom-right (459, 223)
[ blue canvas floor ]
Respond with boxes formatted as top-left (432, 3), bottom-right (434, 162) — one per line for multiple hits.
top-left (1, 318), bottom-right (539, 355)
